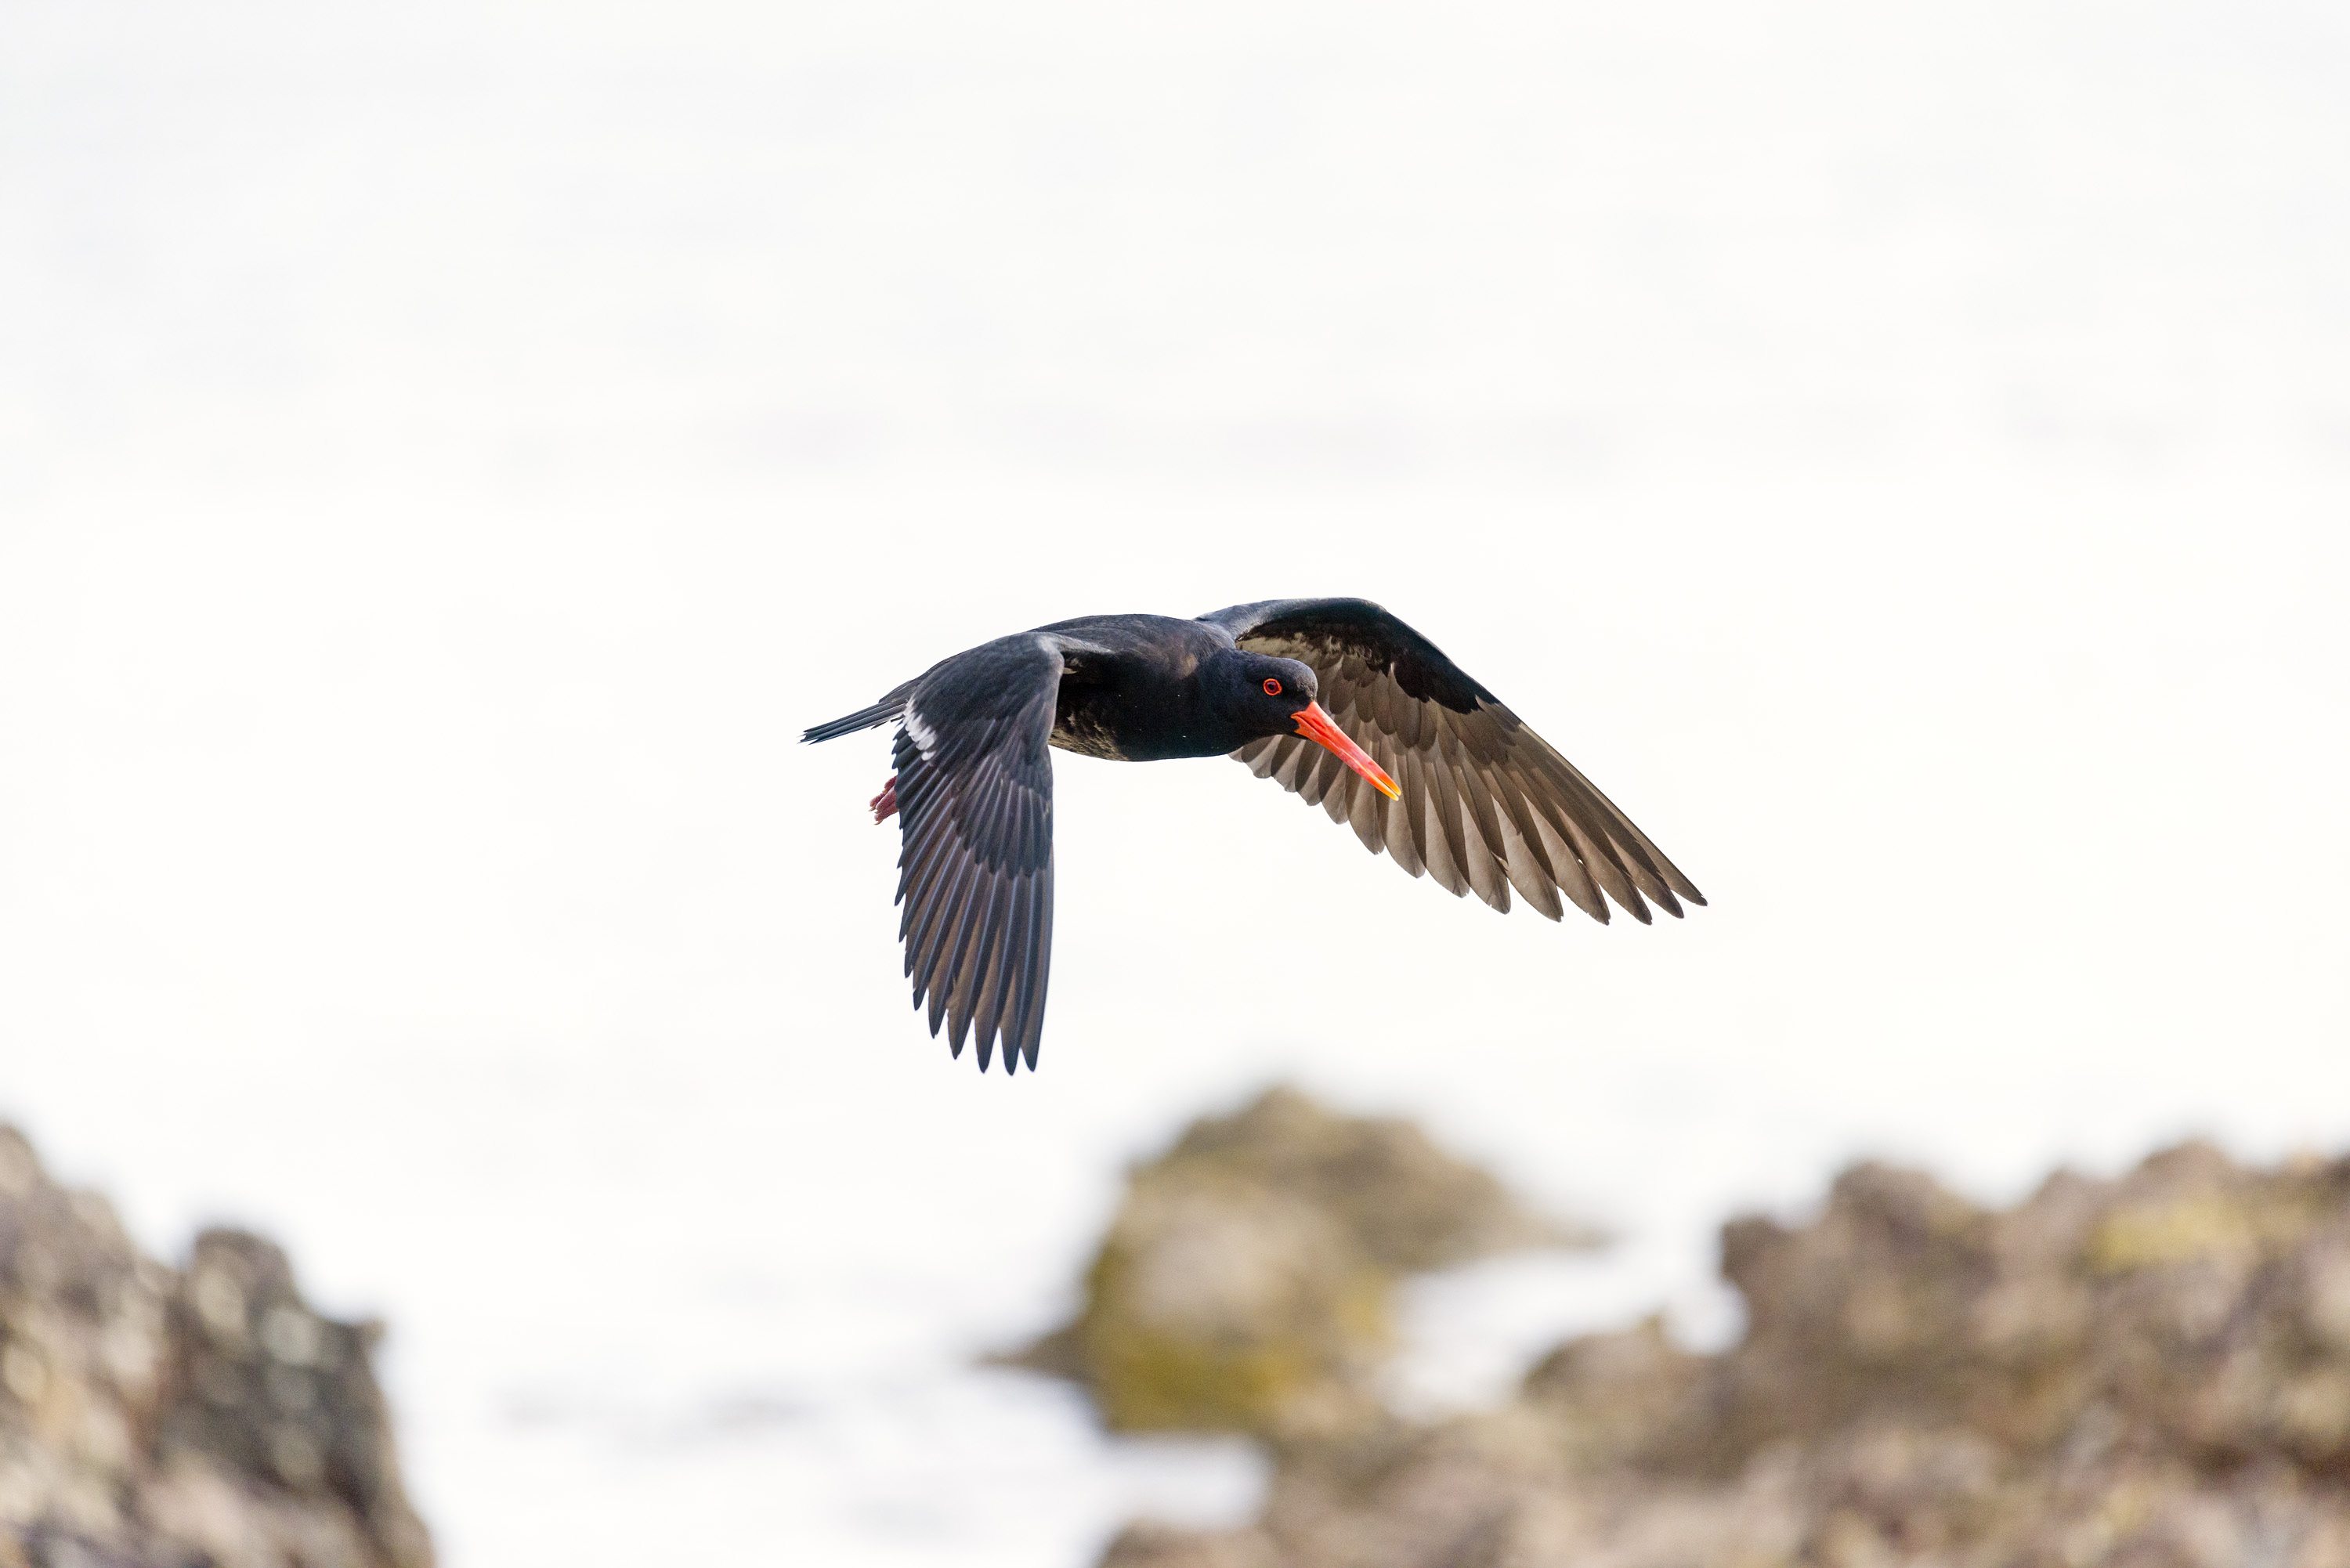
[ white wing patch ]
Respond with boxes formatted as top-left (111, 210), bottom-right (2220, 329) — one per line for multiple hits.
top-left (902, 703), bottom-right (938, 759)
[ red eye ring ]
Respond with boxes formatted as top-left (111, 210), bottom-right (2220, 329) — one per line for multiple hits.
top-left (1262, 677), bottom-right (1283, 695)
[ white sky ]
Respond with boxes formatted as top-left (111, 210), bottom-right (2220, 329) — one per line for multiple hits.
top-left (2, 2), bottom-right (2347, 1563)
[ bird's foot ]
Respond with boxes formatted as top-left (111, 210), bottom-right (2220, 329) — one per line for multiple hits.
top-left (870, 775), bottom-right (899, 823)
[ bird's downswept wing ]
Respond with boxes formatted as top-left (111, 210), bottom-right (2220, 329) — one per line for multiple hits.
top-left (1199, 598), bottom-right (1704, 923)
top-left (891, 634), bottom-right (1063, 1072)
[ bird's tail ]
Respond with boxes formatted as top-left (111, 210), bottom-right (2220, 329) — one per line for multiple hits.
top-left (801, 682), bottom-right (913, 744)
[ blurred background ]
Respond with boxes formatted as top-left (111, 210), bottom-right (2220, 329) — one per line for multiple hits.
top-left (2, 0), bottom-right (2346, 1563)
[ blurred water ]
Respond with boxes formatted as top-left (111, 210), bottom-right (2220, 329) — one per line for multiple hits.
top-left (3, 1), bottom-right (2348, 1563)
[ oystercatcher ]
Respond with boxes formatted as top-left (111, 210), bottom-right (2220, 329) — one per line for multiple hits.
top-left (804, 598), bottom-right (1702, 1073)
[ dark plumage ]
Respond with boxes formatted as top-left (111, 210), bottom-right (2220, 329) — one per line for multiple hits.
top-left (804, 598), bottom-right (1703, 1073)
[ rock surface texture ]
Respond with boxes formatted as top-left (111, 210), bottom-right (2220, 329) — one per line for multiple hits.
top-left (0, 1126), bottom-right (432, 1568)
top-left (1098, 1135), bottom-right (2350, 1568)
top-left (1013, 1087), bottom-right (1582, 1440)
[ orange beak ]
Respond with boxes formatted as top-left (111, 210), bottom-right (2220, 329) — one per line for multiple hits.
top-left (1293, 701), bottom-right (1401, 800)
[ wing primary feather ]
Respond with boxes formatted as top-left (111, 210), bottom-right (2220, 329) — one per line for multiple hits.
top-left (1482, 759), bottom-right (1561, 887)
top-left (1414, 759), bottom-right (1470, 898)
top-left (1346, 762), bottom-right (1385, 854)
top-left (1422, 733), bottom-right (1475, 893)
top-left (1383, 747), bottom-right (1426, 878)
top-left (914, 846), bottom-right (983, 995)
top-left (924, 832), bottom-right (999, 1024)
top-left (908, 840), bottom-right (981, 991)
top-left (897, 815), bottom-right (953, 946)
top-left (1487, 772), bottom-right (1567, 918)
top-left (986, 871), bottom-right (1032, 1068)
top-left (964, 869), bottom-right (1020, 1067)
top-left (982, 870), bottom-right (1035, 1071)
top-left (1527, 735), bottom-right (1705, 906)
top-left (987, 858), bottom-right (1052, 1076)
top-left (1272, 738), bottom-right (1316, 791)
top-left (920, 860), bottom-right (986, 1036)
top-left (943, 874), bottom-right (1000, 1062)
top-left (1300, 740), bottom-right (1347, 807)
top-left (900, 832), bottom-right (967, 951)
top-left (969, 903), bottom-right (1007, 1072)
top-left (1019, 868), bottom-right (1054, 1071)
top-left (896, 801), bottom-right (954, 876)
top-left (955, 868), bottom-right (1018, 1060)
top-left (1521, 753), bottom-right (1654, 922)
top-left (1530, 810), bottom-right (1609, 923)
top-left (1436, 714), bottom-right (1512, 886)
top-left (1000, 877), bottom-right (1043, 1074)
top-left (1372, 728), bottom-right (1419, 879)
top-left (1322, 763), bottom-right (1355, 825)
top-left (895, 809), bottom-right (959, 909)
top-left (1536, 759), bottom-right (1657, 905)
top-left (1496, 808), bottom-right (1564, 919)
top-left (1458, 797), bottom-right (1510, 912)
top-left (1432, 721), bottom-right (1510, 912)
top-left (969, 863), bottom-right (1022, 1053)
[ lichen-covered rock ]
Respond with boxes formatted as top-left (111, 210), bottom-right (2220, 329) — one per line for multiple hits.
top-left (0, 1125), bottom-right (431, 1568)
top-left (1143, 1088), bottom-right (1578, 1275)
top-left (1013, 1087), bottom-right (1580, 1438)
top-left (1101, 1138), bottom-right (2350, 1568)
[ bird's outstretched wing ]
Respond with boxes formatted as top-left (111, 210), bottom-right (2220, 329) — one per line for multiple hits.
top-left (891, 634), bottom-right (1062, 1071)
top-left (1199, 598), bottom-right (1703, 923)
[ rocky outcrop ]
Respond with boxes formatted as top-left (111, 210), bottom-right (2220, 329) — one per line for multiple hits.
top-left (1097, 1137), bottom-right (2350, 1568)
top-left (1010, 1087), bottom-right (1586, 1440)
top-left (0, 1125), bottom-right (431, 1568)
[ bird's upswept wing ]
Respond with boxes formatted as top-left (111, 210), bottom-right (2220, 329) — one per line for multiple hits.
top-left (890, 634), bottom-right (1063, 1071)
top-left (1200, 598), bottom-right (1703, 923)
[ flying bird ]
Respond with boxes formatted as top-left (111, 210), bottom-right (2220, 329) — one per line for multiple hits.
top-left (804, 598), bottom-right (1703, 1074)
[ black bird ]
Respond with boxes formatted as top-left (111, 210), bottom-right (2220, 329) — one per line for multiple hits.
top-left (804, 598), bottom-right (1703, 1074)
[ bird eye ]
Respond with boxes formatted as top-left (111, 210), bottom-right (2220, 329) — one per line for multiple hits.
top-left (1262, 677), bottom-right (1283, 695)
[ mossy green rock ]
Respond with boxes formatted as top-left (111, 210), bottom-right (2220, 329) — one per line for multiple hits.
top-left (1079, 1182), bottom-right (1390, 1433)
top-left (1018, 1086), bottom-right (1573, 1437)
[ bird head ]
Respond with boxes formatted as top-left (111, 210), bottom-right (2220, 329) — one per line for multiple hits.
top-left (1212, 652), bottom-right (1401, 800)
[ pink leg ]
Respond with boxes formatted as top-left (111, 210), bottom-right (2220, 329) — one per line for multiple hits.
top-left (870, 775), bottom-right (899, 823)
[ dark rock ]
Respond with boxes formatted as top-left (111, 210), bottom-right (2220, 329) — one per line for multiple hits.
top-left (0, 1125), bottom-right (431, 1568)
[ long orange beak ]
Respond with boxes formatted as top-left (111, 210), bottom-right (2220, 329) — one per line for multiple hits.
top-left (1293, 702), bottom-right (1401, 800)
